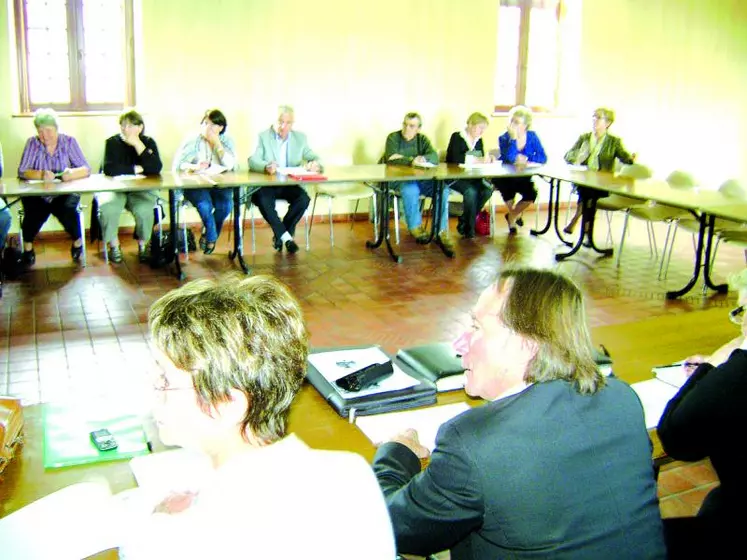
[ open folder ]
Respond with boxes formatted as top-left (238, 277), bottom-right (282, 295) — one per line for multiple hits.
top-left (306, 346), bottom-right (437, 419)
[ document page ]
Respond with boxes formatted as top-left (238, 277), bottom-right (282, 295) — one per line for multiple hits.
top-left (652, 363), bottom-right (689, 388)
top-left (458, 162), bottom-right (504, 169)
top-left (412, 161), bottom-right (436, 168)
top-left (630, 379), bottom-right (679, 429)
top-left (356, 403), bottom-right (471, 451)
top-left (308, 347), bottom-right (419, 397)
top-left (112, 174), bottom-right (146, 180)
top-left (0, 483), bottom-right (121, 559)
top-left (277, 166), bottom-right (314, 176)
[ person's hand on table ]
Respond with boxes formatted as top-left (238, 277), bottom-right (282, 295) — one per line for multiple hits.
top-left (42, 170), bottom-right (55, 181)
top-left (265, 161), bottom-right (278, 175)
top-left (60, 168), bottom-right (74, 182)
top-left (384, 428), bottom-right (430, 460)
top-left (412, 155), bottom-right (427, 166)
top-left (683, 355), bottom-right (706, 377)
top-left (134, 165), bottom-right (144, 174)
top-left (515, 154), bottom-right (528, 166)
top-left (483, 154), bottom-right (496, 163)
top-left (388, 153), bottom-right (404, 161)
top-left (305, 160), bottom-right (321, 173)
top-left (152, 491), bottom-right (199, 515)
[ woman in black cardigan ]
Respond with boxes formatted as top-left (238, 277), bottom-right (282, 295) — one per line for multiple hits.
top-left (658, 274), bottom-right (747, 557)
top-left (445, 112), bottom-right (494, 238)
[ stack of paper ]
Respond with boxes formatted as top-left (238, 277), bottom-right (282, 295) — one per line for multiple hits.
top-left (630, 379), bottom-right (679, 429)
top-left (652, 364), bottom-right (689, 388)
top-left (355, 402), bottom-right (470, 451)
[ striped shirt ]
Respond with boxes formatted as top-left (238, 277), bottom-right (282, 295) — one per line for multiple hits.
top-left (17, 134), bottom-right (89, 175)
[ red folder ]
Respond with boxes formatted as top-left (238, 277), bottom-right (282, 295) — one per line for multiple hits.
top-left (288, 173), bottom-right (327, 181)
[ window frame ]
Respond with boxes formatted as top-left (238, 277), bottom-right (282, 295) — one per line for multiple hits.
top-left (494, 0), bottom-right (564, 114)
top-left (14, 0), bottom-right (136, 114)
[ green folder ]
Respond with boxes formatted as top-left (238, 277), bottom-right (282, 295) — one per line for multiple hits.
top-left (43, 402), bottom-right (151, 469)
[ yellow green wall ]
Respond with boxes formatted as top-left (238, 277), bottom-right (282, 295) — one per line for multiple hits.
top-left (1, 0), bottom-right (746, 233)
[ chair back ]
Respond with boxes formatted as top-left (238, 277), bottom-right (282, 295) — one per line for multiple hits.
top-left (666, 170), bottom-right (697, 189)
top-left (618, 163), bottom-right (653, 179)
top-left (718, 179), bottom-right (746, 200)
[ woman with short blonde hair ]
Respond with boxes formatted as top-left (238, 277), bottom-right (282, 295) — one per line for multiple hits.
top-left (446, 112), bottom-right (495, 238)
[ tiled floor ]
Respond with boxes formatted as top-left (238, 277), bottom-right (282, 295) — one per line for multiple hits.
top-left (1, 207), bottom-right (742, 519)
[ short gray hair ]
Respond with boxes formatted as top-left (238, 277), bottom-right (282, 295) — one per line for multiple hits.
top-left (278, 104), bottom-right (294, 118)
top-left (33, 108), bottom-right (59, 129)
top-left (508, 105), bottom-right (533, 129)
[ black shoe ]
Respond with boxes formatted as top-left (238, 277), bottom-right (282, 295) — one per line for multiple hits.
top-left (516, 216), bottom-right (524, 227)
top-left (285, 239), bottom-right (300, 254)
top-left (456, 219), bottom-right (465, 236)
top-left (71, 244), bottom-right (83, 262)
top-left (199, 235), bottom-right (207, 251)
top-left (203, 242), bottom-right (216, 255)
top-left (272, 237), bottom-right (283, 252)
top-left (22, 249), bottom-right (36, 266)
top-left (138, 245), bottom-right (149, 263)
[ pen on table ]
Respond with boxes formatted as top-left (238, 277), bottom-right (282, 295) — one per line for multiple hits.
top-left (652, 361), bottom-right (698, 369)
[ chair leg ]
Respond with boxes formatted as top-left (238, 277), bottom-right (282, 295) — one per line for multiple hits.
top-left (615, 211), bottom-right (631, 268)
top-left (309, 193), bottom-right (318, 235)
top-left (249, 204), bottom-right (256, 254)
top-left (604, 211), bottom-right (614, 246)
top-left (18, 209), bottom-right (25, 248)
top-left (304, 209), bottom-right (310, 251)
top-left (77, 204), bottom-right (87, 267)
top-left (351, 200), bottom-right (360, 231)
top-left (490, 193), bottom-right (496, 237)
top-left (178, 202), bottom-right (189, 262)
top-left (658, 221), bottom-right (675, 280)
top-left (328, 195), bottom-right (334, 247)
top-left (393, 194), bottom-right (401, 245)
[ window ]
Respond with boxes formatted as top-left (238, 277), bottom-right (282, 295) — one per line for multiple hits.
top-left (14, 0), bottom-right (135, 113)
top-left (494, 0), bottom-right (581, 113)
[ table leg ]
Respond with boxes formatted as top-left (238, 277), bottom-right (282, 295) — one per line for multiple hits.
top-left (702, 214), bottom-right (728, 294)
top-left (582, 198), bottom-right (614, 257)
top-left (168, 189), bottom-right (185, 281)
top-left (431, 179), bottom-right (454, 258)
top-left (666, 213), bottom-right (706, 299)
top-left (530, 178), bottom-right (554, 236)
top-left (228, 186), bottom-right (251, 275)
top-left (365, 183), bottom-right (402, 263)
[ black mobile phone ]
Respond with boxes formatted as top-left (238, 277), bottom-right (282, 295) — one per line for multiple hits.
top-left (90, 429), bottom-right (118, 451)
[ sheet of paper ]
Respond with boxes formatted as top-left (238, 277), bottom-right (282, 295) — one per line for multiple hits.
top-left (24, 179), bottom-right (61, 184)
top-left (356, 403), bottom-right (471, 451)
top-left (129, 448), bottom-right (212, 493)
top-left (653, 364), bottom-right (689, 389)
top-left (566, 164), bottom-right (587, 171)
top-left (277, 166), bottom-right (314, 176)
top-left (436, 374), bottom-right (466, 392)
top-left (199, 163), bottom-right (227, 176)
top-left (525, 162), bottom-right (544, 168)
top-left (0, 482), bottom-right (121, 559)
top-left (112, 174), bottom-right (146, 180)
top-left (630, 379), bottom-right (679, 429)
top-left (458, 162), bottom-right (504, 169)
top-left (412, 161), bottom-right (436, 168)
top-left (308, 347), bottom-right (418, 397)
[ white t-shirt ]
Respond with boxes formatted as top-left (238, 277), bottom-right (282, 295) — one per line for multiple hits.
top-left (119, 434), bottom-right (395, 559)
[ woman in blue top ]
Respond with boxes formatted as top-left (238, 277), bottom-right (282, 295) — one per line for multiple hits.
top-left (494, 106), bottom-right (547, 234)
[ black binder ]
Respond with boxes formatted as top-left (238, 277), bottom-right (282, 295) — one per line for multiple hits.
top-left (306, 346), bottom-right (437, 419)
top-left (396, 342), bottom-right (466, 392)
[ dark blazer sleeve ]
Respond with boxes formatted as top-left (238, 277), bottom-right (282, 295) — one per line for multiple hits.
top-left (612, 136), bottom-right (635, 165)
top-left (445, 132), bottom-right (467, 164)
top-left (658, 349), bottom-right (747, 461)
top-left (139, 136), bottom-right (163, 175)
top-left (373, 422), bottom-right (484, 556)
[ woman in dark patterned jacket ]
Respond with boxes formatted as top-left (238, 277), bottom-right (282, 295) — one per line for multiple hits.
top-left (563, 108), bottom-right (635, 235)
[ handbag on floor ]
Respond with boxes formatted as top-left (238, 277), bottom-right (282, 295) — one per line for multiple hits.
top-left (475, 210), bottom-right (491, 236)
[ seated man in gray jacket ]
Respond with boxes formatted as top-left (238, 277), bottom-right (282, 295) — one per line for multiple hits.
top-left (373, 267), bottom-right (666, 559)
top-left (248, 105), bottom-right (321, 254)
